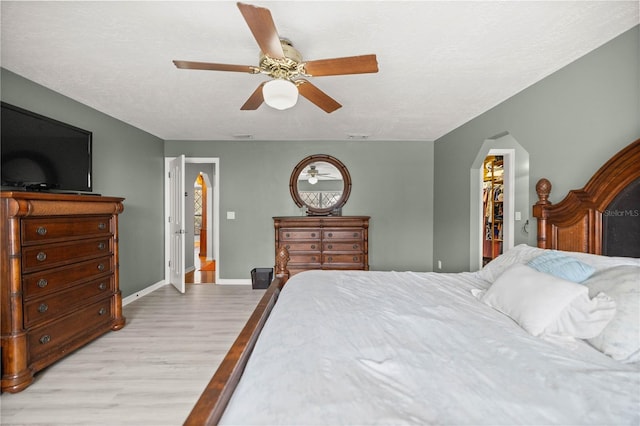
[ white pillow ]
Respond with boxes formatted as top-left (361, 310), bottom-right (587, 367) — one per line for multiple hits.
top-left (480, 264), bottom-right (616, 338)
top-left (584, 266), bottom-right (640, 363)
top-left (477, 244), bottom-right (640, 283)
top-left (565, 251), bottom-right (640, 272)
top-left (477, 244), bottom-right (545, 283)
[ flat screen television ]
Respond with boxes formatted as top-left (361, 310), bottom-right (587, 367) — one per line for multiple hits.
top-left (1, 102), bottom-right (93, 193)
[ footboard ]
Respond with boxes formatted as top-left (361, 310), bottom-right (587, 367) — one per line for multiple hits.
top-left (184, 247), bottom-right (290, 425)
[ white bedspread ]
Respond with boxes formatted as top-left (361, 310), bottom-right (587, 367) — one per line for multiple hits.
top-left (220, 270), bottom-right (640, 425)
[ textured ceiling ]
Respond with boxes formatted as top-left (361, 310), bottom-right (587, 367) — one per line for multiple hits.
top-left (1, 1), bottom-right (638, 141)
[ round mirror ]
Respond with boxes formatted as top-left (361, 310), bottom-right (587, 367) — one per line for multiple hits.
top-left (289, 154), bottom-right (352, 216)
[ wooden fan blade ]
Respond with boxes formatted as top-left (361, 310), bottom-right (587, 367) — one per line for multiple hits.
top-left (297, 79), bottom-right (342, 113)
top-left (241, 82), bottom-right (266, 110)
top-left (173, 60), bottom-right (257, 74)
top-left (304, 54), bottom-right (378, 77)
top-left (237, 2), bottom-right (284, 59)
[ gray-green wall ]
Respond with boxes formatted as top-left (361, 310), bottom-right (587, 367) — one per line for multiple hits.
top-left (433, 25), bottom-right (640, 272)
top-left (3, 24), bottom-right (637, 290)
top-left (164, 140), bottom-right (435, 279)
top-left (1, 69), bottom-right (166, 298)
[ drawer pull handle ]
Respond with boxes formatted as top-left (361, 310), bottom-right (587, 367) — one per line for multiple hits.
top-left (285, 233), bottom-right (290, 238)
top-left (285, 244), bottom-right (290, 250)
top-left (354, 233), bottom-right (358, 237)
top-left (328, 256), bottom-right (333, 262)
top-left (353, 256), bottom-right (359, 261)
top-left (311, 233), bottom-right (316, 237)
top-left (38, 303), bottom-right (49, 313)
top-left (37, 278), bottom-right (48, 288)
top-left (97, 263), bottom-right (105, 271)
top-left (327, 244), bottom-right (333, 249)
top-left (353, 244), bottom-right (358, 249)
top-left (98, 222), bottom-right (107, 230)
top-left (98, 307), bottom-right (107, 316)
top-left (36, 226), bottom-right (47, 236)
top-left (98, 242), bottom-right (106, 250)
top-left (311, 257), bottom-right (316, 261)
top-left (311, 244), bottom-right (316, 249)
top-left (99, 282), bottom-right (107, 290)
top-left (327, 232), bottom-right (332, 237)
top-left (36, 252), bottom-right (47, 262)
top-left (39, 335), bottom-right (51, 345)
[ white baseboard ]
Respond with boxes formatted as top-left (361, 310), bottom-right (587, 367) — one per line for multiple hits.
top-left (122, 278), bottom-right (252, 305)
top-left (122, 280), bottom-right (168, 306)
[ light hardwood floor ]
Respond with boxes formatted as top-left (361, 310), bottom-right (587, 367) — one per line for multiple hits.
top-left (1, 284), bottom-right (265, 425)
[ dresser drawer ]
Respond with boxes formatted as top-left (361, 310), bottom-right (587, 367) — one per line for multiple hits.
top-left (23, 255), bottom-right (113, 299)
top-left (280, 229), bottom-right (321, 240)
top-left (323, 241), bottom-right (362, 252)
top-left (22, 238), bottom-right (112, 273)
top-left (323, 253), bottom-right (364, 266)
top-left (28, 298), bottom-right (112, 361)
top-left (281, 241), bottom-right (321, 252)
top-left (24, 277), bottom-right (113, 328)
top-left (288, 253), bottom-right (322, 266)
top-left (22, 216), bottom-right (112, 245)
top-left (323, 229), bottom-right (363, 240)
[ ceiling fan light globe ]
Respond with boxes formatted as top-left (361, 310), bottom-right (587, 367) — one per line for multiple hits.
top-left (308, 176), bottom-right (318, 185)
top-left (263, 79), bottom-right (298, 110)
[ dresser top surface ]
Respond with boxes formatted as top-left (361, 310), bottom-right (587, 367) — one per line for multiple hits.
top-left (273, 216), bottom-right (370, 220)
top-left (1, 191), bottom-right (124, 203)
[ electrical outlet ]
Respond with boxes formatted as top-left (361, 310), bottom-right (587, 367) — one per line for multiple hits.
top-left (227, 211), bottom-right (235, 220)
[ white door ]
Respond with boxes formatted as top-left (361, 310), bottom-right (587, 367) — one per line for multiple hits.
top-left (169, 155), bottom-right (186, 293)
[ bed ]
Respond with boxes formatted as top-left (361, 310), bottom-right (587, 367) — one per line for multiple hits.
top-left (185, 139), bottom-right (640, 425)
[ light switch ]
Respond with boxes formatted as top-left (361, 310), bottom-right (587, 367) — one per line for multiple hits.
top-left (515, 211), bottom-right (521, 221)
top-left (227, 211), bottom-right (235, 220)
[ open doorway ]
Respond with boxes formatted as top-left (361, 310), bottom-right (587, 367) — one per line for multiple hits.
top-left (479, 149), bottom-right (514, 267)
top-left (482, 154), bottom-right (506, 265)
top-left (188, 172), bottom-right (216, 283)
top-left (184, 163), bottom-right (215, 283)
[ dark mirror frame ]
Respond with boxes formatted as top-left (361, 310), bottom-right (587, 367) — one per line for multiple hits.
top-left (289, 154), bottom-right (352, 216)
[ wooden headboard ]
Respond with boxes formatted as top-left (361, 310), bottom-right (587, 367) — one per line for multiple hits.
top-left (533, 138), bottom-right (640, 256)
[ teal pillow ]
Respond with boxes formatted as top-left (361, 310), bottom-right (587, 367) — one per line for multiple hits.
top-left (527, 251), bottom-right (596, 283)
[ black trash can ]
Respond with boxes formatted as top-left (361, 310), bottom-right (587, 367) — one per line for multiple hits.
top-left (251, 267), bottom-right (273, 289)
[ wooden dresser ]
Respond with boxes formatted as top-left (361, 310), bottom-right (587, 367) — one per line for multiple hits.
top-left (274, 216), bottom-right (369, 276)
top-left (0, 192), bottom-right (126, 393)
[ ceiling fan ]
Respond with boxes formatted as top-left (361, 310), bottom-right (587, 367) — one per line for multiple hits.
top-left (173, 2), bottom-right (379, 113)
top-left (305, 165), bottom-right (329, 184)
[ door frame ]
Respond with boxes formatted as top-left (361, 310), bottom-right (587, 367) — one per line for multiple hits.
top-left (165, 157), bottom-right (220, 284)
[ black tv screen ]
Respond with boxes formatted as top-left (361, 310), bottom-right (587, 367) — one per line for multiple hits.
top-left (1, 102), bottom-right (92, 192)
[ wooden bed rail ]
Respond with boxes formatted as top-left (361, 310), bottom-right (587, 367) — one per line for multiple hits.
top-left (183, 247), bottom-right (290, 425)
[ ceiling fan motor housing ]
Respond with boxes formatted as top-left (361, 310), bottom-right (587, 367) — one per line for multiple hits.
top-left (259, 39), bottom-right (306, 80)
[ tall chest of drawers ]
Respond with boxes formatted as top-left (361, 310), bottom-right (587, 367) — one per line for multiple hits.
top-left (1, 192), bottom-right (126, 393)
top-left (274, 216), bottom-right (369, 276)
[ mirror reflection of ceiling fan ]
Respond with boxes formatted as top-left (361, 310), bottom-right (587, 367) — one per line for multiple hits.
top-left (173, 2), bottom-right (379, 113)
top-left (306, 165), bottom-right (329, 184)
top-left (303, 164), bottom-right (342, 184)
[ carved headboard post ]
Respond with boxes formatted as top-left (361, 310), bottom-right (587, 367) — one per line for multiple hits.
top-left (533, 178), bottom-right (552, 249)
top-left (275, 246), bottom-right (290, 286)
